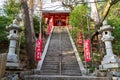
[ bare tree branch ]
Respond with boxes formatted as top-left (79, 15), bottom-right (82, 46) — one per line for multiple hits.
top-left (62, 1), bottom-right (74, 11)
top-left (97, 0), bottom-right (120, 28)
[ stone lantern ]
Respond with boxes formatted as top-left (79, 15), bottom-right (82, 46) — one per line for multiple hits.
top-left (6, 18), bottom-right (22, 67)
top-left (99, 20), bottom-right (120, 70)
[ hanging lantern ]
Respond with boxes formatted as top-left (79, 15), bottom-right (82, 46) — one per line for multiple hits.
top-left (78, 32), bottom-right (83, 45)
top-left (84, 39), bottom-right (91, 62)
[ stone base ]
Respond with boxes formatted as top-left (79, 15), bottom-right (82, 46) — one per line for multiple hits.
top-left (99, 54), bottom-right (120, 70)
top-left (7, 54), bottom-right (18, 63)
top-left (101, 54), bottom-right (120, 64)
top-left (107, 71), bottom-right (120, 77)
top-left (101, 63), bottom-right (120, 70)
top-left (112, 77), bottom-right (120, 80)
top-left (6, 62), bottom-right (19, 68)
top-left (99, 65), bottom-right (107, 71)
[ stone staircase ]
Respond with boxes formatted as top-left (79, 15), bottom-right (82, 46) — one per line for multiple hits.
top-left (39, 27), bottom-right (81, 76)
top-left (24, 27), bottom-right (110, 80)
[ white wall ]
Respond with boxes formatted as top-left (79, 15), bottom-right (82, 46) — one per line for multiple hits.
top-left (43, 0), bottom-right (51, 5)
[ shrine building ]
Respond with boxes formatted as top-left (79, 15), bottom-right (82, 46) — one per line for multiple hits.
top-left (42, 1), bottom-right (70, 26)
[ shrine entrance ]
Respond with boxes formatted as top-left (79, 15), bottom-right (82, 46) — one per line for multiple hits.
top-left (43, 12), bottom-right (69, 26)
top-left (54, 19), bottom-right (67, 26)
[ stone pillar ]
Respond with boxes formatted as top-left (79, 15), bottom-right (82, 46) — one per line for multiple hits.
top-left (99, 20), bottom-right (120, 70)
top-left (66, 17), bottom-right (68, 26)
top-left (6, 19), bottom-right (22, 66)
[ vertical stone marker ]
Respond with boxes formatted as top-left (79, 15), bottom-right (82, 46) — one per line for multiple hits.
top-left (99, 20), bottom-right (120, 70)
top-left (0, 53), bottom-right (7, 79)
top-left (6, 18), bottom-right (22, 67)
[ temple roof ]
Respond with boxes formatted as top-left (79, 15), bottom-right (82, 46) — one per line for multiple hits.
top-left (42, 1), bottom-right (70, 13)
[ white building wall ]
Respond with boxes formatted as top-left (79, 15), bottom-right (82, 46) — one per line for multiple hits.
top-left (43, 0), bottom-right (51, 5)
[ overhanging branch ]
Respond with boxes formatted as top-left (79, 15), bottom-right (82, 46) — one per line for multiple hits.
top-left (96, 0), bottom-right (120, 29)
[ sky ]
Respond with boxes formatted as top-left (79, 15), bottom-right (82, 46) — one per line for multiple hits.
top-left (0, 0), bottom-right (5, 8)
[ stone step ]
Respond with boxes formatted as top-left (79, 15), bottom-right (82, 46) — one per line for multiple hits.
top-left (61, 70), bottom-right (81, 76)
top-left (40, 71), bottom-right (60, 75)
top-left (46, 52), bottom-right (75, 56)
top-left (44, 57), bottom-right (60, 61)
top-left (47, 48), bottom-right (61, 51)
top-left (40, 70), bottom-right (59, 74)
top-left (45, 54), bottom-right (59, 56)
top-left (62, 64), bottom-right (79, 67)
top-left (43, 61), bottom-right (78, 65)
top-left (45, 56), bottom-right (59, 60)
top-left (61, 73), bottom-right (81, 76)
top-left (41, 65), bottom-right (59, 70)
top-left (24, 75), bottom-right (110, 80)
top-left (46, 54), bottom-right (60, 56)
top-left (61, 43), bottom-right (72, 45)
top-left (62, 61), bottom-right (78, 64)
top-left (61, 70), bottom-right (81, 73)
top-left (63, 52), bottom-right (75, 54)
top-left (41, 64), bottom-right (80, 70)
top-left (62, 47), bottom-right (73, 49)
top-left (42, 62), bottom-right (59, 65)
top-left (61, 66), bottom-right (80, 70)
top-left (45, 55), bottom-right (60, 58)
top-left (62, 55), bottom-right (76, 58)
top-left (47, 51), bottom-right (61, 53)
top-left (39, 73), bottom-right (60, 75)
top-left (43, 60), bottom-right (59, 63)
top-left (62, 58), bottom-right (76, 61)
top-left (62, 60), bottom-right (78, 64)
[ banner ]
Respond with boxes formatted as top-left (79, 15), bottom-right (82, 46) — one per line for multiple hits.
top-left (78, 32), bottom-right (82, 45)
top-left (47, 17), bottom-right (53, 35)
top-left (35, 39), bottom-right (42, 61)
top-left (84, 39), bottom-right (91, 62)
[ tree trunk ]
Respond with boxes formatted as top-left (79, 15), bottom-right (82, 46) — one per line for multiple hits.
top-left (20, 0), bottom-right (35, 69)
top-left (28, 0), bottom-right (35, 41)
top-left (38, 0), bottom-right (43, 38)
